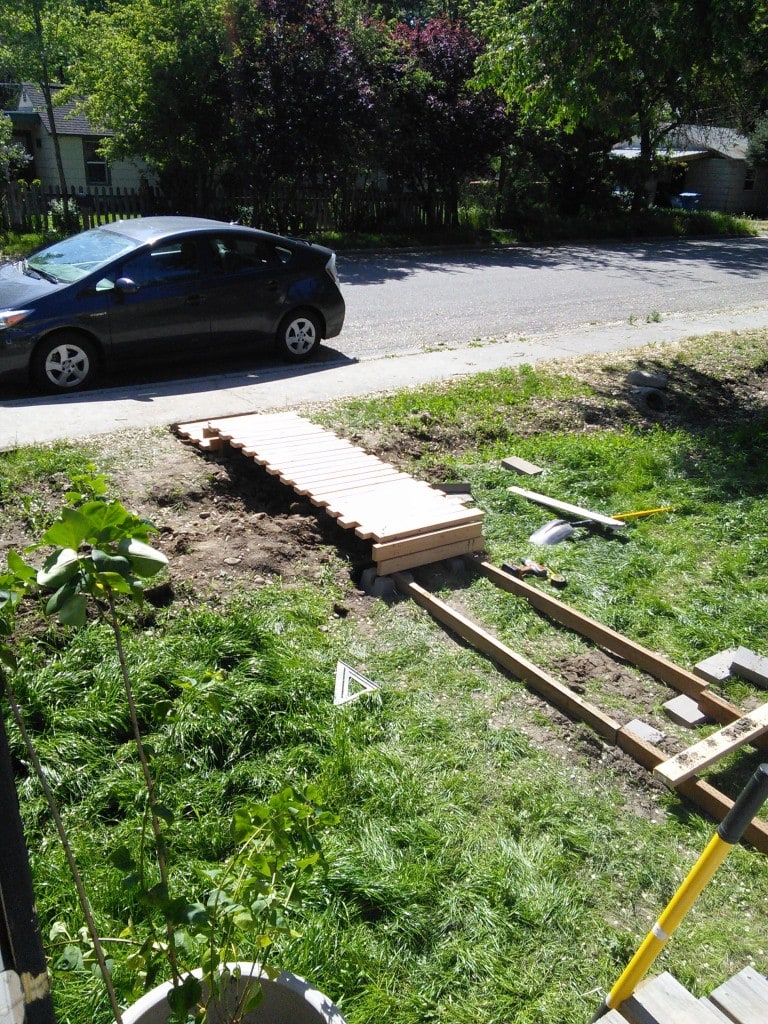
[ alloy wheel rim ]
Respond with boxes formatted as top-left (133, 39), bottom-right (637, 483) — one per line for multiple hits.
top-left (286, 319), bottom-right (316, 355)
top-left (45, 344), bottom-right (90, 387)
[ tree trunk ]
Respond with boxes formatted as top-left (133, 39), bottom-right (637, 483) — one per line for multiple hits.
top-left (30, 0), bottom-right (75, 232)
top-left (631, 125), bottom-right (655, 214)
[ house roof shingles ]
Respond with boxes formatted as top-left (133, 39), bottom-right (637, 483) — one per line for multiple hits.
top-left (8, 83), bottom-right (111, 136)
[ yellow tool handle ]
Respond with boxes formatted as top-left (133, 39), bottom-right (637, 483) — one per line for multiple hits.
top-left (612, 506), bottom-right (675, 520)
top-left (591, 764), bottom-right (768, 1021)
top-left (603, 833), bottom-right (730, 1011)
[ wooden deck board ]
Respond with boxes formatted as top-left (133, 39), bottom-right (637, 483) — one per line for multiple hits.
top-left (507, 485), bottom-right (627, 529)
top-left (699, 998), bottom-right (733, 1023)
top-left (302, 467), bottom-right (403, 493)
top-left (708, 966), bottom-right (768, 1024)
top-left (620, 972), bottom-right (729, 1023)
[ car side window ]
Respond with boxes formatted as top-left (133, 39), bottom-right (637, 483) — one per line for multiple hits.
top-left (209, 234), bottom-right (292, 273)
top-left (120, 239), bottom-right (200, 287)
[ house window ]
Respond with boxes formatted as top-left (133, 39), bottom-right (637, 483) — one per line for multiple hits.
top-left (83, 137), bottom-right (110, 185)
top-left (744, 167), bottom-right (756, 191)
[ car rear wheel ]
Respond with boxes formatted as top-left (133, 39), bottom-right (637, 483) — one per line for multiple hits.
top-left (276, 310), bottom-right (321, 361)
top-left (33, 333), bottom-right (98, 393)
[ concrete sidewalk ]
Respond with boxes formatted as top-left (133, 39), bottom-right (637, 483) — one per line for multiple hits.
top-left (2, 303), bottom-right (768, 450)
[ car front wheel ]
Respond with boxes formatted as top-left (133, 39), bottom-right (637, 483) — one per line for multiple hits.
top-left (33, 333), bottom-right (98, 393)
top-left (276, 310), bottom-right (321, 361)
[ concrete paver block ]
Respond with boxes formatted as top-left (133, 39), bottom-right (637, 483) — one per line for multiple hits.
top-left (663, 693), bottom-right (710, 727)
top-left (730, 646), bottom-right (768, 688)
top-left (694, 648), bottom-right (740, 683)
top-left (624, 719), bottom-right (665, 745)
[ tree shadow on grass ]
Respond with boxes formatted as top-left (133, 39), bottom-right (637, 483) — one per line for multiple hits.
top-left (575, 345), bottom-right (768, 503)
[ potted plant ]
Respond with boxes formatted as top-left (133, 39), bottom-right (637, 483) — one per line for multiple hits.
top-left (0, 480), bottom-right (344, 1024)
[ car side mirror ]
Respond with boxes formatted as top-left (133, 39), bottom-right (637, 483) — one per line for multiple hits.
top-left (115, 277), bottom-right (139, 295)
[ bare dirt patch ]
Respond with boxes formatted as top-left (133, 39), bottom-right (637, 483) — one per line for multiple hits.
top-left (113, 430), bottom-right (377, 614)
top-left (1, 427), bottom-right (377, 619)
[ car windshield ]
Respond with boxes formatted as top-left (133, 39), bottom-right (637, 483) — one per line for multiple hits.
top-left (26, 227), bottom-right (142, 284)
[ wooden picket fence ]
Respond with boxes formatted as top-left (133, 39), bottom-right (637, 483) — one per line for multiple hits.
top-left (234, 185), bottom-right (459, 234)
top-left (2, 179), bottom-right (475, 235)
top-left (1, 181), bottom-right (161, 233)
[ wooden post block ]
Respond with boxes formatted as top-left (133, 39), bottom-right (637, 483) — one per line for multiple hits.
top-left (501, 456), bottom-right (544, 475)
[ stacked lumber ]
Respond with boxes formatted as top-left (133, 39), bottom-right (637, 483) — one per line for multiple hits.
top-left (176, 411), bottom-right (484, 574)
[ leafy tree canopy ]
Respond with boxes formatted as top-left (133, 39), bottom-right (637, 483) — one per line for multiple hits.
top-left (472, 0), bottom-right (765, 145)
top-left (0, 0), bottom-right (82, 84)
top-left (381, 16), bottom-right (509, 206)
top-left (471, 0), bottom-right (767, 209)
top-left (229, 0), bottom-right (379, 202)
top-left (0, 113), bottom-right (32, 184)
top-left (70, 0), bottom-right (231, 212)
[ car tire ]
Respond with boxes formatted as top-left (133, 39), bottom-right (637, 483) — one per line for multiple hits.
top-left (276, 310), bottom-right (321, 361)
top-left (32, 333), bottom-right (99, 393)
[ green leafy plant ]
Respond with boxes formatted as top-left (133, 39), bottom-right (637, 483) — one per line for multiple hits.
top-left (0, 483), bottom-right (337, 1024)
top-left (48, 196), bottom-right (80, 234)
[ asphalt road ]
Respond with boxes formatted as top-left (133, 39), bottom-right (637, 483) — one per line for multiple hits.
top-left (336, 236), bottom-right (768, 359)
top-left (2, 237), bottom-right (768, 450)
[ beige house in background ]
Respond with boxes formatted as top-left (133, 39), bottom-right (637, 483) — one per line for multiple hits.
top-left (6, 83), bottom-right (155, 195)
top-left (612, 125), bottom-right (768, 214)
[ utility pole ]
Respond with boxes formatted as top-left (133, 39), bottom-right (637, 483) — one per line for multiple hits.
top-left (0, 710), bottom-right (56, 1024)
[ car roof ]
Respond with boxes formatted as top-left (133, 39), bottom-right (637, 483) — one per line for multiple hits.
top-left (102, 216), bottom-right (323, 252)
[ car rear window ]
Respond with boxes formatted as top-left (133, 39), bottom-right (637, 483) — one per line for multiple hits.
top-left (209, 234), bottom-right (294, 272)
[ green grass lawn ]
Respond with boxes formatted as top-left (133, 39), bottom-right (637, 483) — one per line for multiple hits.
top-left (1, 329), bottom-right (767, 1024)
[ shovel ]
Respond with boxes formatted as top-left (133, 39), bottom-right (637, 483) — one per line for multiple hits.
top-left (528, 519), bottom-right (590, 545)
top-left (529, 506), bottom-right (675, 545)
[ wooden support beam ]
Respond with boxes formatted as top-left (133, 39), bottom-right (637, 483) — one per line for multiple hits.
top-left (474, 559), bottom-right (758, 735)
top-left (394, 573), bottom-right (622, 743)
top-left (654, 703), bottom-right (768, 786)
top-left (396, 574), bottom-right (768, 853)
top-left (376, 535), bottom-right (484, 575)
top-left (507, 486), bottom-right (627, 529)
top-left (372, 522), bottom-right (484, 562)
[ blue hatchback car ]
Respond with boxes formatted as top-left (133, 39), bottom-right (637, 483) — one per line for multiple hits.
top-left (0, 216), bottom-right (346, 393)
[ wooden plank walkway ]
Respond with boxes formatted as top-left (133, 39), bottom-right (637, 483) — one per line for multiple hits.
top-left (176, 411), bottom-right (485, 574)
top-left (604, 967), bottom-right (768, 1023)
